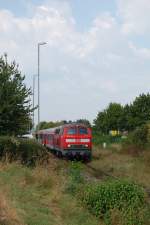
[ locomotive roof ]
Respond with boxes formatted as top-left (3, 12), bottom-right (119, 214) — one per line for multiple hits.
top-left (61, 123), bottom-right (88, 128)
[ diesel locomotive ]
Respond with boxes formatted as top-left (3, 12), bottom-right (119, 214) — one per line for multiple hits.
top-left (36, 123), bottom-right (92, 160)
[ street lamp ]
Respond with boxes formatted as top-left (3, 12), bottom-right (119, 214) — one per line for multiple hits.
top-left (32, 74), bottom-right (38, 130)
top-left (37, 42), bottom-right (47, 131)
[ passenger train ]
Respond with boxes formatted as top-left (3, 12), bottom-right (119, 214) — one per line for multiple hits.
top-left (36, 123), bottom-right (92, 160)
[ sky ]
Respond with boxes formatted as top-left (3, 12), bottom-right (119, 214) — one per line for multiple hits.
top-left (0, 0), bottom-right (150, 123)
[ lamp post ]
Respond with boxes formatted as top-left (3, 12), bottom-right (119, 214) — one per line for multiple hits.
top-left (37, 42), bottom-right (47, 131)
top-left (32, 74), bottom-right (37, 130)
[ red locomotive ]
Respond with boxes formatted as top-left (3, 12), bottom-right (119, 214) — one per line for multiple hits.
top-left (36, 123), bottom-right (92, 160)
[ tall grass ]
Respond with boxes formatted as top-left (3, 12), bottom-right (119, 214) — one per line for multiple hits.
top-left (66, 162), bottom-right (150, 225)
top-left (0, 161), bottom-right (102, 225)
top-left (0, 191), bottom-right (23, 225)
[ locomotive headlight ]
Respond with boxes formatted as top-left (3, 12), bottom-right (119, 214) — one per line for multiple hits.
top-left (80, 139), bottom-right (90, 143)
top-left (66, 139), bottom-right (75, 143)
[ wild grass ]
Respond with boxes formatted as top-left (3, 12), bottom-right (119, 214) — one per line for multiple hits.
top-left (0, 190), bottom-right (23, 225)
top-left (89, 145), bottom-right (150, 189)
top-left (0, 141), bottom-right (150, 225)
top-left (0, 157), bottom-right (103, 225)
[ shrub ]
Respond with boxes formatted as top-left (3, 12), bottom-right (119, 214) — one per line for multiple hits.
top-left (93, 133), bottom-right (122, 146)
top-left (0, 136), bottom-right (20, 161)
top-left (0, 136), bottom-right (48, 166)
top-left (79, 179), bottom-right (147, 225)
top-left (122, 125), bottom-right (148, 151)
top-left (19, 139), bottom-right (48, 166)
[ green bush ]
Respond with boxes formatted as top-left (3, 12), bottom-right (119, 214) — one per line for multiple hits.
top-left (80, 179), bottom-right (147, 225)
top-left (123, 125), bottom-right (148, 150)
top-left (0, 136), bottom-right (20, 160)
top-left (93, 133), bottom-right (122, 146)
top-left (0, 136), bottom-right (48, 166)
top-left (19, 139), bottom-right (48, 166)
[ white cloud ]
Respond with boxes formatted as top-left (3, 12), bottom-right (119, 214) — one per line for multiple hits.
top-left (0, 1), bottom-right (150, 122)
top-left (117, 0), bottom-right (150, 34)
top-left (129, 42), bottom-right (150, 59)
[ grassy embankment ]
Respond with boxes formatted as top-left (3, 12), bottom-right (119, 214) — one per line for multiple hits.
top-left (0, 135), bottom-right (150, 225)
top-left (89, 144), bottom-right (150, 189)
top-left (0, 155), bottom-right (102, 225)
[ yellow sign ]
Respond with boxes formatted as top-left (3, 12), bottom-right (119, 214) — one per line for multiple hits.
top-left (110, 130), bottom-right (120, 136)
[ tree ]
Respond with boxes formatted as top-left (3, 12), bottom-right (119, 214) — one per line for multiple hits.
top-left (94, 103), bottom-right (124, 134)
top-left (93, 111), bottom-right (108, 133)
top-left (93, 93), bottom-right (150, 134)
top-left (0, 54), bottom-right (32, 135)
top-left (126, 93), bottom-right (150, 130)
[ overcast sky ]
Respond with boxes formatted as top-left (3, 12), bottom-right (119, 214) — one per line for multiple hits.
top-left (0, 0), bottom-right (150, 123)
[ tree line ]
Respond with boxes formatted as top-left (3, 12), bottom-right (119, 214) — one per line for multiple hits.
top-left (93, 93), bottom-right (150, 134)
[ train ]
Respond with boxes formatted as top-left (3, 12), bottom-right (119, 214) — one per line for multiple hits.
top-left (36, 123), bottom-right (92, 160)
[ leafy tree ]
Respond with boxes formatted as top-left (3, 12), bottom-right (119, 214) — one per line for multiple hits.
top-left (0, 54), bottom-right (32, 135)
top-left (94, 103), bottom-right (124, 134)
top-left (93, 111), bottom-right (108, 134)
top-left (129, 93), bottom-right (150, 130)
top-left (122, 94), bottom-right (150, 131)
top-left (94, 93), bottom-right (150, 133)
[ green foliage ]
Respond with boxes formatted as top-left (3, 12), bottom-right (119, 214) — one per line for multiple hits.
top-left (94, 93), bottom-right (150, 134)
top-left (130, 93), bottom-right (150, 128)
top-left (19, 139), bottom-right (48, 166)
top-left (123, 94), bottom-right (150, 131)
top-left (93, 133), bottom-right (122, 146)
top-left (0, 136), bottom-right (48, 166)
top-left (94, 103), bottom-right (125, 134)
top-left (66, 162), bottom-right (84, 194)
top-left (0, 54), bottom-right (33, 135)
top-left (0, 163), bottom-right (101, 225)
top-left (0, 136), bottom-right (20, 160)
top-left (80, 179), bottom-right (147, 225)
top-left (123, 125), bottom-right (148, 150)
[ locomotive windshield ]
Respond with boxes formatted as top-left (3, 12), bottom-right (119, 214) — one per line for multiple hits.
top-left (66, 126), bottom-right (88, 135)
top-left (67, 127), bottom-right (77, 134)
top-left (78, 127), bottom-right (88, 134)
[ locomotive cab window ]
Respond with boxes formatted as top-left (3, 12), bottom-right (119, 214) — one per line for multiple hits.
top-left (78, 127), bottom-right (88, 134)
top-left (67, 127), bottom-right (77, 134)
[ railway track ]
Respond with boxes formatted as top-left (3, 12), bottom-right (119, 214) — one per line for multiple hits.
top-left (85, 163), bottom-right (118, 179)
top-left (46, 149), bottom-right (150, 197)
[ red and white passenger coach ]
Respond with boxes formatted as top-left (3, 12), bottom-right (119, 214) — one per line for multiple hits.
top-left (36, 123), bottom-right (92, 160)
